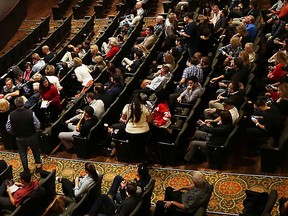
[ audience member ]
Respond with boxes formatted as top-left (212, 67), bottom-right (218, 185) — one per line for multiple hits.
top-left (31, 53), bottom-right (45, 75)
top-left (0, 171), bottom-right (39, 212)
top-left (184, 110), bottom-right (234, 162)
top-left (154, 171), bottom-right (211, 215)
top-left (6, 97), bottom-right (42, 172)
top-left (41, 45), bottom-right (55, 63)
top-left (73, 57), bottom-right (93, 91)
top-left (58, 162), bottom-right (99, 201)
top-left (87, 181), bottom-right (139, 216)
top-left (45, 65), bottom-right (62, 92)
top-left (59, 106), bottom-right (98, 152)
top-left (0, 78), bottom-right (20, 102)
top-left (39, 75), bottom-right (62, 122)
top-left (180, 12), bottom-right (198, 57)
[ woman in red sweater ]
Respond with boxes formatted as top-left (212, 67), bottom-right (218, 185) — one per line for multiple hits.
top-left (39, 76), bottom-right (62, 121)
top-left (105, 39), bottom-right (120, 61)
top-left (267, 51), bottom-right (288, 82)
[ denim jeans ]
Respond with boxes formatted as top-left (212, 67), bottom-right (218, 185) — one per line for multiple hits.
top-left (16, 133), bottom-right (42, 172)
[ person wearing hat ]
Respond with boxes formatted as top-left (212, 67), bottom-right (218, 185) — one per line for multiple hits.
top-left (154, 171), bottom-right (212, 215)
top-left (266, 15), bottom-right (286, 43)
top-left (107, 164), bottom-right (152, 202)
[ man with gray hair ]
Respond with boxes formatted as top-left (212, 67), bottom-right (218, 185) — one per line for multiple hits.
top-left (154, 171), bottom-right (212, 215)
top-left (6, 96), bottom-right (42, 173)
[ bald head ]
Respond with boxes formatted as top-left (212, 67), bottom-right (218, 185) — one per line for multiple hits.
top-left (136, 1), bottom-right (142, 8)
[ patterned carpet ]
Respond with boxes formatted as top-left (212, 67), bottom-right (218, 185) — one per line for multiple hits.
top-left (2, 151), bottom-right (288, 215)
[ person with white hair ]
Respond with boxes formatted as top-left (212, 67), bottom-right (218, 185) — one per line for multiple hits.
top-left (154, 171), bottom-right (212, 215)
top-left (101, 37), bottom-right (120, 61)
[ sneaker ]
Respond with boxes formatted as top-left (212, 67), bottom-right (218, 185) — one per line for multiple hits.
top-left (56, 176), bottom-right (62, 183)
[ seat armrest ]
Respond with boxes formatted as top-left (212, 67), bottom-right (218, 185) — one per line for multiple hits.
top-left (157, 141), bottom-right (175, 146)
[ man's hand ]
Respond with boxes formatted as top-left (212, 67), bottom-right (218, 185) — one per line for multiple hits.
top-left (164, 201), bottom-right (173, 209)
top-left (177, 96), bottom-right (182, 103)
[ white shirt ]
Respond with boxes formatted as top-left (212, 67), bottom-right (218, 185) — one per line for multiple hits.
top-left (46, 76), bottom-right (62, 92)
top-left (123, 103), bottom-right (150, 134)
top-left (74, 64), bottom-right (93, 86)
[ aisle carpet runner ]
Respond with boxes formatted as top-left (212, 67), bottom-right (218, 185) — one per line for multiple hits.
top-left (1, 151), bottom-right (288, 215)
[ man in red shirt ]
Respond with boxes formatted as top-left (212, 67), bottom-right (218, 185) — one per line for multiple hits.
top-left (0, 171), bottom-right (39, 212)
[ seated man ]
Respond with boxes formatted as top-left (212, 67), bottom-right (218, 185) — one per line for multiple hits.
top-left (121, 51), bottom-right (143, 74)
top-left (134, 65), bottom-right (171, 96)
top-left (0, 171), bottom-right (39, 213)
top-left (41, 45), bottom-right (56, 63)
top-left (169, 76), bottom-right (203, 115)
top-left (66, 92), bottom-right (105, 123)
top-left (154, 171), bottom-right (212, 215)
top-left (0, 78), bottom-right (20, 102)
top-left (59, 106), bottom-right (98, 152)
top-left (87, 182), bottom-right (139, 216)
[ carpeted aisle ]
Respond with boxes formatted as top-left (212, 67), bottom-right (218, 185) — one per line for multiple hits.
top-left (1, 151), bottom-right (288, 215)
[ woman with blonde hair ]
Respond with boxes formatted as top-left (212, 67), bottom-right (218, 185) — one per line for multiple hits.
top-left (0, 98), bottom-right (10, 113)
top-left (267, 51), bottom-right (288, 82)
top-left (219, 36), bottom-right (243, 58)
top-left (239, 50), bottom-right (252, 69)
top-left (45, 65), bottom-right (62, 92)
top-left (90, 44), bottom-right (100, 64)
top-left (244, 42), bottom-right (256, 63)
top-left (234, 24), bottom-right (251, 47)
top-left (163, 52), bottom-right (175, 71)
top-left (101, 37), bottom-right (120, 61)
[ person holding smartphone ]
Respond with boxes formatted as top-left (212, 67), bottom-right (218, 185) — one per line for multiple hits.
top-left (184, 110), bottom-right (234, 163)
top-left (245, 96), bottom-right (283, 148)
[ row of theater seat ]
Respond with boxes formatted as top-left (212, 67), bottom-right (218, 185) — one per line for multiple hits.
top-left (0, 15), bottom-right (50, 74)
top-left (0, 165), bottom-right (158, 216)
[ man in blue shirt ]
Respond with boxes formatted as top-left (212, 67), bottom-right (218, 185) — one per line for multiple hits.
top-left (245, 15), bottom-right (257, 40)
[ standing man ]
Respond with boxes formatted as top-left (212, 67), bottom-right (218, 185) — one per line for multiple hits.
top-left (180, 12), bottom-right (198, 58)
top-left (6, 96), bottom-right (42, 173)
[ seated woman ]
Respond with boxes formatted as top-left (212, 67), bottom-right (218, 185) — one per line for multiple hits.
top-left (266, 51), bottom-right (287, 83)
top-left (73, 57), bottom-right (93, 92)
top-left (101, 37), bottom-right (120, 61)
top-left (58, 162), bottom-right (99, 202)
top-left (184, 110), bottom-right (234, 162)
top-left (44, 65), bottom-right (62, 93)
top-left (39, 76), bottom-right (62, 122)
